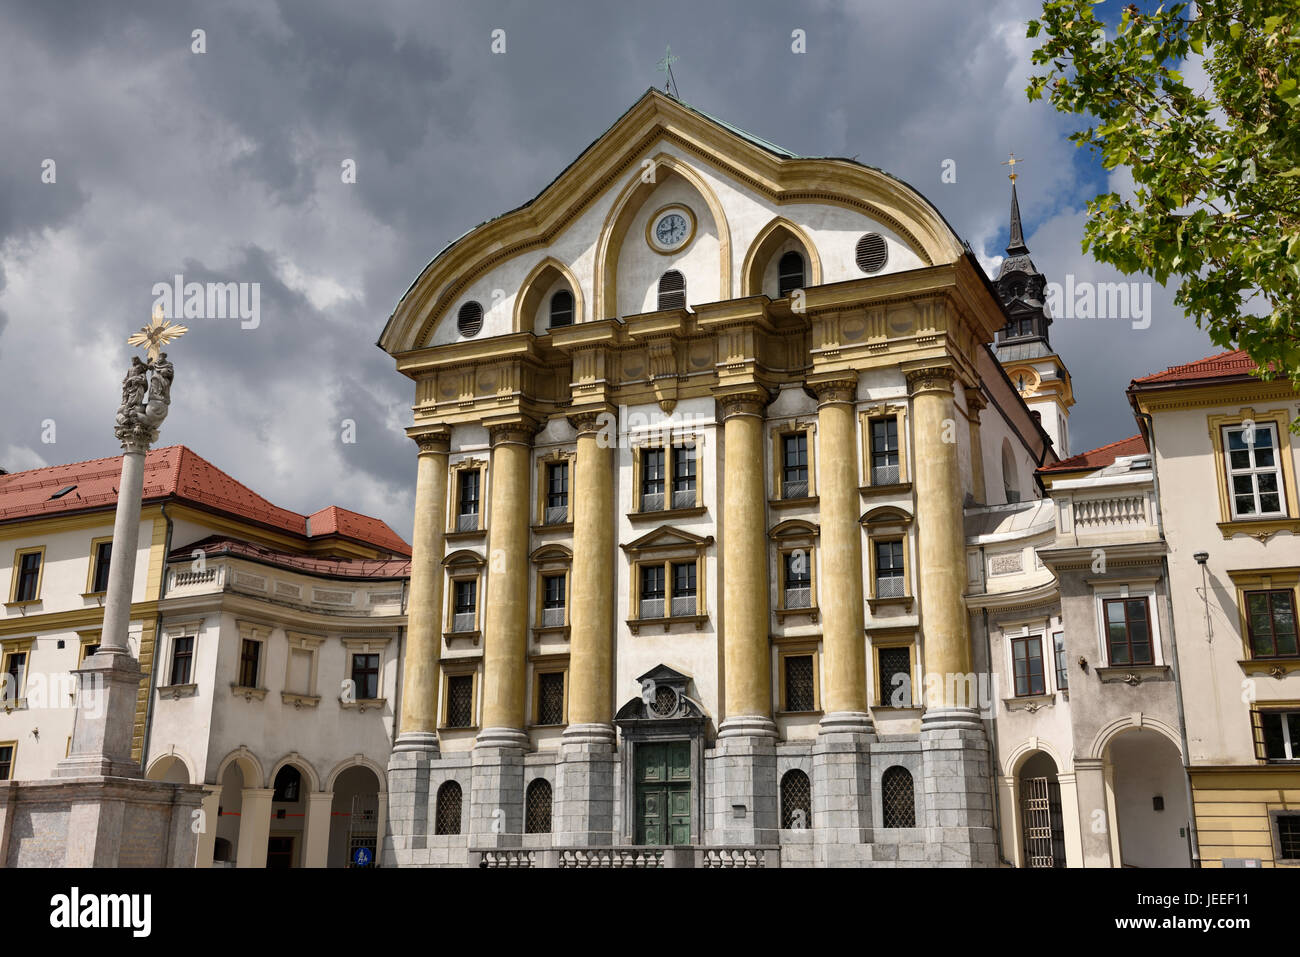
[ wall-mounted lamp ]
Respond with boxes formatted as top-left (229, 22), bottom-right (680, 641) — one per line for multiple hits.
top-left (1077, 656), bottom-right (1089, 673)
top-left (1194, 551), bottom-right (1209, 565)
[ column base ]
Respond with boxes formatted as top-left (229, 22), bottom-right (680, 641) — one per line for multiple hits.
top-left (474, 726), bottom-right (530, 752)
top-left (817, 710), bottom-right (876, 740)
top-left (555, 724), bottom-right (617, 846)
top-left (920, 706), bottom-right (984, 732)
top-left (392, 730), bottom-right (440, 756)
top-left (717, 715), bottom-right (777, 740)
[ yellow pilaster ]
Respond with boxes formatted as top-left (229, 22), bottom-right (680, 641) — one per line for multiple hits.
top-left (811, 377), bottom-right (869, 717)
top-left (966, 390), bottom-right (988, 505)
top-left (479, 419), bottom-right (536, 745)
top-left (907, 366), bottom-right (974, 715)
top-left (567, 411), bottom-right (616, 730)
top-left (396, 429), bottom-right (450, 748)
top-left (716, 388), bottom-right (774, 734)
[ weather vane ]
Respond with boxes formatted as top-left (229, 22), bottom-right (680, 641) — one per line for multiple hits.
top-left (127, 304), bottom-right (188, 361)
top-left (1002, 152), bottom-right (1025, 183)
top-left (657, 45), bottom-right (679, 98)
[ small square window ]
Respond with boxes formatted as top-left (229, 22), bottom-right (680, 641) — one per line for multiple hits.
top-left (1104, 597), bottom-right (1153, 666)
top-left (1245, 590), bottom-right (1299, 658)
top-left (639, 564), bottom-right (666, 620)
top-left (878, 646), bottom-right (912, 707)
top-left (537, 671), bottom-right (565, 726)
top-left (170, 637), bottom-right (194, 686)
top-left (1011, 635), bottom-right (1045, 697)
top-left (784, 655), bottom-right (815, 713)
top-left (351, 653), bottom-right (379, 700)
top-left (445, 674), bottom-right (474, 728)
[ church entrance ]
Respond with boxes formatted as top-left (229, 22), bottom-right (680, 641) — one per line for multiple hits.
top-left (635, 741), bottom-right (691, 845)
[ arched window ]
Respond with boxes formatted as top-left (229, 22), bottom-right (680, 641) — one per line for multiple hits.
top-left (435, 781), bottom-right (462, 835)
top-left (549, 289), bottom-right (573, 328)
top-left (1001, 439), bottom-right (1019, 504)
top-left (881, 766), bottom-right (916, 828)
top-left (780, 769), bottom-right (812, 829)
top-left (657, 270), bottom-right (686, 311)
top-left (777, 251), bottom-right (805, 298)
top-left (525, 779), bottom-right (552, 834)
top-left (272, 766), bottom-right (301, 803)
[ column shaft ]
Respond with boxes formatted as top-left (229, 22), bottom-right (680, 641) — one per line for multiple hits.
top-left (567, 415), bottom-right (615, 728)
top-left (100, 447), bottom-right (147, 654)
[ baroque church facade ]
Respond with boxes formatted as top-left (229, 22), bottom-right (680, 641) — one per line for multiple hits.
top-left (377, 89), bottom-right (1063, 867)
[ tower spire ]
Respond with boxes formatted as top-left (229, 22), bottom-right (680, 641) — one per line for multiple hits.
top-left (1006, 181), bottom-right (1028, 256)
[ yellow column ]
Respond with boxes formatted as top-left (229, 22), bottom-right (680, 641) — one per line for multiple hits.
top-left (478, 418), bottom-right (535, 748)
top-left (395, 429), bottom-right (450, 752)
top-left (966, 390), bottom-right (988, 505)
top-left (907, 366), bottom-right (976, 722)
top-left (566, 411), bottom-right (616, 736)
top-left (716, 389), bottom-right (775, 736)
top-left (811, 377), bottom-right (870, 726)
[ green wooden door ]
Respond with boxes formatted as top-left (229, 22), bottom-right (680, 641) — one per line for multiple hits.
top-left (635, 741), bottom-right (692, 845)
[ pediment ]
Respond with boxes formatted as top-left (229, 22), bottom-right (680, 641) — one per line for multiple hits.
top-left (620, 524), bottom-right (715, 554)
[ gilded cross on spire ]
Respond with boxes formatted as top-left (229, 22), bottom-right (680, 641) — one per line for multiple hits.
top-left (1001, 152), bottom-right (1025, 183)
top-left (127, 304), bottom-right (188, 361)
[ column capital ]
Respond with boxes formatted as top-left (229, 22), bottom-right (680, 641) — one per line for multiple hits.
top-left (713, 386), bottom-right (771, 420)
top-left (905, 365), bottom-right (958, 396)
top-left (807, 375), bottom-right (859, 406)
top-left (486, 417), bottom-right (541, 447)
top-left (567, 407), bottom-right (616, 436)
top-left (408, 426), bottom-right (451, 455)
top-left (115, 426), bottom-right (158, 454)
top-left (965, 388), bottom-right (988, 412)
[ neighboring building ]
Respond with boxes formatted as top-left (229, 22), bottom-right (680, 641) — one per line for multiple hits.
top-left (0, 446), bottom-right (410, 868)
top-left (1129, 351), bottom-right (1300, 868)
top-left (377, 88), bottom-right (1060, 867)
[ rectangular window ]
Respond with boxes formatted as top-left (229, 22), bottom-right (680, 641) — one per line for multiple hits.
top-left (4, 652), bottom-right (27, 701)
top-left (91, 541), bottom-right (113, 594)
top-left (1245, 589), bottom-right (1299, 658)
top-left (1279, 815), bottom-right (1300, 861)
top-left (877, 646), bottom-right (912, 707)
top-left (1104, 597), bottom-right (1153, 666)
top-left (870, 417), bottom-right (900, 485)
top-left (14, 551), bottom-right (41, 602)
top-left (1254, 709), bottom-right (1300, 762)
top-left (0, 743), bottom-right (12, 780)
top-left (1012, 635), bottom-right (1045, 697)
top-left (457, 470), bottom-right (480, 531)
top-left (238, 639), bottom-right (261, 689)
top-left (671, 444), bottom-right (696, 509)
top-left (170, 636), bottom-right (193, 686)
top-left (639, 564), bottom-right (666, 619)
top-left (784, 654), bottom-right (815, 713)
top-left (453, 579), bottom-right (477, 633)
top-left (1224, 423), bottom-right (1286, 518)
top-left (537, 671), bottom-right (565, 726)
top-left (784, 551), bottom-right (811, 609)
top-left (351, 653), bottom-right (379, 700)
top-left (1053, 632), bottom-right (1068, 691)
top-left (641, 448), bottom-right (665, 511)
top-left (542, 573), bottom-right (566, 627)
top-left (544, 462), bottom-right (568, 524)
top-left (782, 433), bottom-right (808, 499)
top-left (874, 540), bottom-right (905, 598)
top-left (671, 561), bottom-right (697, 617)
top-left (445, 674), bottom-right (474, 728)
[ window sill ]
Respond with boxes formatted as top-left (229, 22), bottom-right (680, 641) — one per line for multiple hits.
top-left (444, 527), bottom-right (487, 543)
top-left (871, 705), bottom-right (922, 714)
top-left (868, 596), bottom-right (914, 613)
top-left (79, 591), bottom-right (107, 603)
top-left (444, 629), bottom-right (481, 647)
top-left (3, 600), bottom-right (41, 613)
top-left (1238, 658), bottom-right (1300, 677)
top-left (858, 482), bottom-right (913, 497)
top-left (281, 691), bottom-right (321, 709)
top-left (531, 625), bottom-right (570, 640)
top-left (768, 496), bottom-right (819, 510)
top-left (1004, 693), bottom-right (1054, 712)
top-left (529, 722), bottom-right (567, 729)
top-left (627, 614), bottom-right (709, 635)
top-left (340, 697), bottom-right (386, 713)
top-left (531, 522), bottom-right (574, 534)
top-left (439, 724), bottom-right (478, 733)
top-left (775, 606), bottom-right (819, 623)
top-left (230, 683), bottom-right (268, 701)
top-left (1095, 665), bottom-right (1171, 685)
top-left (626, 505), bottom-right (708, 522)
top-left (2, 698), bottom-right (27, 713)
top-left (158, 683), bottom-right (198, 700)
top-left (777, 708), bottom-right (823, 717)
top-left (1217, 517), bottom-right (1300, 542)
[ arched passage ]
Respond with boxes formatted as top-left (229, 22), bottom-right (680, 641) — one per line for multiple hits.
top-left (328, 764), bottom-right (384, 867)
top-left (1107, 729), bottom-right (1192, 867)
top-left (1017, 751), bottom-right (1066, 868)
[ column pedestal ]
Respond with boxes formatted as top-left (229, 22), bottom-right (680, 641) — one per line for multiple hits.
top-left (554, 724), bottom-right (616, 846)
top-left (469, 741), bottom-right (526, 849)
top-left (708, 716), bottom-right (778, 846)
top-left (53, 652), bottom-right (145, 779)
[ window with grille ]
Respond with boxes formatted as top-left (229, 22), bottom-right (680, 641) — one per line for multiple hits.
top-left (14, 552), bottom-right (41, 602)
top-left (549, 290), bottom-right (573, 328)
top-left (0, 744), bottom-right (12, 780)
top-left (1253, 709), bottom-right (1300, 762)
top-left (870, 417), bottom-right (900, 485)
top-left (640, 447), bottom-right (665, 511)
top-left (273, 766), bottom-right (301, 803)
top-left (91, 541), bottom-right (113, 594)
top-left (1012, 635), bottom-right (1045, 696)
top-left (777, 251), bottom-right (805, 297)
top-left (877, 646), bottom-right (912, 708)
top-left (880, 766), bottom-right (916, 827)
top-left (1245, 589), bottom-right (1298, 658)
top-left (1053, 632), bottom-right (1068, 691)
top-left (525, 779), bottom-right (552, 833)
top-left (671, 562), bottom-right (697, 617)
top-left (170, 637), bottom-right (193, 685)
top-left (537, 671), bottom-right (565, 725)
top-left (784, 551), bottom-right (811, 609)
top-left (456, 470), bottom-right (481, 531)
top-left (435, 781), bottom-right (463, 835)
top-left (671, 444), bottom-right (696, 508)
top-left (453, 579), bottom-right (477, 633)
top-left (541, 574), bottom-right (565, 627)
top-left (874, 540), bottom-right (905, 598)
top-left (1278, 815), bottom-right (1300, 860)
top-left (657, 270), bottom-right (686, 310)
top-left (782, 433), bottom-right (808, 499)
top-left (855, 233), bottom-right (888, 273)
top-left (1224, 424), bottom-right (1286, 518)
top-left (457, 301), bottom-right (483, 337)
top-left (1104, 597), bottom-right (1153, 666)
top-left (639, 564), bottom-right (666, 619)
top-left (780, 769), bottom-right (811, 829)
top-left (545, 462), bottom-right (568, 524)
top-left (238, 639), bottom-right (261, 689)
top-left (784, 655), bottom-right (815, 712)
top-left (445, 674), bottom-right (474, 728)
top-left (351, 653), bottom-right (379, 700)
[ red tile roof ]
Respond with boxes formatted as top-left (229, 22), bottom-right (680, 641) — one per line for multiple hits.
top-left (0, 446), bottom-right (409, 555)
top-left (1132, 349), bottom-right (1259, 385)
top-left (172, 536), bottom-right (411, 580)
top-left (1039, 434), bottom-right (1148, 474)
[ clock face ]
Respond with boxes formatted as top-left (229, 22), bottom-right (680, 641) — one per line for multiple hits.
top-left (648, 207), bottom-right (693, 252)
top-left (655, 213), bottom-right (688, 247)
